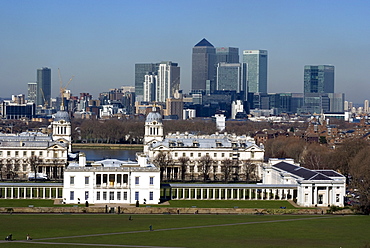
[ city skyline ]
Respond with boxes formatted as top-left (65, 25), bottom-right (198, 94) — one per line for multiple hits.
top-left (1, 1), bottom-right (369, 104)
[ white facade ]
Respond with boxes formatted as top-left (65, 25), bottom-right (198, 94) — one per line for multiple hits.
top-left (143, 74), bottom-right (157, 102)
top-left (262, 158), bottom-right (346, 207)
top-left (231, 100), bottom-right (244, 119)
top-left (0, 110), bottom-right (71, 180)
top-left (63, 154), bottom-right (160, 205)
top-left (144, 107), bottom-right (264, 181)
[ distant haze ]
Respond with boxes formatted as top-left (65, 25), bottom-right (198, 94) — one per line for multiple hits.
top-left (1, 1), bottom-right (369, 104)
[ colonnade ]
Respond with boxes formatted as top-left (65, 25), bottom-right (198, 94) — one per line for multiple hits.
top-left (163, 185), bottom-right (297, 201)
top-left (0, 183), bottom-right (63, 199)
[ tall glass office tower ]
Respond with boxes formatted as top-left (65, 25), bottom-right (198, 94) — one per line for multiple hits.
top-left (135, 63), bottom-right (159, 102)
top-left (304, 65), bottom-right (334, 94)
top-left (216, 47), bottom-right (239, 64)
top-left (191, 38), bottom-right (216, 92)
top-left (36, 67), bottom-right (51, 106)
top-left (242, 50), bottom-right (268, 93)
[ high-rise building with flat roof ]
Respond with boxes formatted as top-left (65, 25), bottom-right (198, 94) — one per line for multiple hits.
top-left (304, 65), bottom-right (334, 94)
top-left (135, 63), bottom-right (159, 102)
top-left (216, 47), bottom-right (239, 64)
top-left (216, 63), bottom-right (242, 92)
top-left (192, 38), bottom-right (216, 92)
top-left (36, 67), bottom-right (51, 106)
top-left (27, 82), bottom-right (37, 103)
top-left (156, 62), bottom-right (180, 103)
top-left (243, 50), bottom-right (268, 94)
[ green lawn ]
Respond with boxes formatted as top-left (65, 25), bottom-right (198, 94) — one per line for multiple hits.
top-left (0, 214), bottom-right (368, 247)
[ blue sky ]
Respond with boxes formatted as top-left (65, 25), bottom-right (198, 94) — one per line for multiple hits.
top-left (1, 0), bottom-right (369, 104)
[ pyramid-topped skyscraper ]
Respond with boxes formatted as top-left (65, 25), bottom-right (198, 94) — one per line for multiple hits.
top-left (191, 38), bottom-right (216, 93)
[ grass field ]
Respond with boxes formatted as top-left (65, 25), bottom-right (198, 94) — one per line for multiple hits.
top-left (0, 214), bottom-right (368, 248)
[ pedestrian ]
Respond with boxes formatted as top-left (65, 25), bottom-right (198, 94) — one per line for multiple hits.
top-left (129, 215), bottom-right (132, 221)
top-left (26, 234), bottom-right (31, 240)
top-left (149, 225), bottom-right (153, 231)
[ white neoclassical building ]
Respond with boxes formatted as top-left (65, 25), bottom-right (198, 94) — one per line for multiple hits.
top-left (263, 158), bottom-right (346, 207)
top-left (63, 153), bottom-right (161, 205)
top-left (0, 110), bottom-right (72, 180)
top-left (144, 108), bottom-right (265, 181)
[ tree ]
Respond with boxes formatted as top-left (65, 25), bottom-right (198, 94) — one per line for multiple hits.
top-left (0, 159), bottom-right (4, 181)
top-left (300, 143), bottom-right (329, 170)
top-left (349, 147), bottom-right (370, 214)
top-left (198, 155), bottom-right (213, 182)
top-left (28, 155), bottom-right (42, 182)
top-left (153, 151), bottom-right (173, 181)
top-left (327, 139), bottom-right (369, 182)
top-left (221, 159), bottom-right (233, 182)
top-left (242, 160), bottom-right (257, 183)
top-left (178, 156), bottom-right (190, 181)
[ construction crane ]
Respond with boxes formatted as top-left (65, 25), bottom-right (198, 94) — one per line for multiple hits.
top-left (58, 68), bottom-right (74, 110)
top-left (39, 88), bottom-right (48, 109)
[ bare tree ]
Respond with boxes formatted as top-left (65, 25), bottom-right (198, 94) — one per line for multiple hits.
top-left (198, 155), bottom-right (213, 182)
top-left (0, 159), bottom-right (4, 181)
top-left (178, 156), bottom-right (190, 181)
top-left (221, 159), bottom-right (233, 182)
top-left (28, 155), bottom-right (42, 182)
top-left (349, 147), bottom-right (370, 214)
top-left (242, 160), bottom-right (257, 183)
top-left (153, 151), bottom-right (173, 182)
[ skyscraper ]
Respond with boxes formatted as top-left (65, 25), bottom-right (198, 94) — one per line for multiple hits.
top-left (27, 82), bottom-right (37, 103)
top-left (36, 67), bottom-right (51, 106)
top-left (301, 65), bottom-right (336, 114)
top-left (216, 63), bottom-right (242, 92)
top-left (135, 63), bottom-right (159, 102)
top-left (156, 62), bottom-right (180, 103)
top-left (192, 38), bottom-right (216, 92)
top-left (242, 50), bottom-right (268, 93)
top-left (216, 47), bottom-right (239, 64)
top-left (304, 65), bottom-right (334, 94)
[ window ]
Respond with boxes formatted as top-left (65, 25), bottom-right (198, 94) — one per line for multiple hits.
top-left (182, 153), bottom-right (185, 157)
top-left (7, 151), bottom-right (11, 157)
top-left (336, 194), bottom-right (340, 202)
top-left (221, 153), bottom-right (225, 157)
top-left (150, 177), bottom-right (154, 185)
top-left (31, 151), bottom-right (35, 156)
top-left (174, 152), bottom-right (178, 157)
top-left (198, 153), bottom-right (201, 157)
top-left (117, 192), bottom-right (121, 200)
top-left (251, 151), bottom-right (255, 159)
top-left (123, 191), bottom-right (127, 200)
top-left (15, 151), bottom-right (19, 157)
top-left (149, 191), bottom-right (153, 201)
top-left (23, 151), bottom-right (27, 156)
top-left (103, 192), bottom-right (107, 200)
top-left (0, 151), bottom-right (2, 156)
top-left (70, 191), bottom-right (74, 200)
top-left (229, 153), bottom-right (232, 157)
top-left (214, 153), bottom-right (217, 157)
top-left (96, 191), bottom-right (100, 200)
top-left (135, 177), bottom-right (139, 185)
top-left (70, 176), bottom-right (75, 185)
top-left (85, 177), bottom-right (89, 185)
top-left (85, 191), bottom-right (89, 200)
top-left (109, 192), bottom-right (114, 200)
top-left (135, 191), bottom-right (139, 201)
top-left (39, 151), bottom-right (43, 156)
top-left (190, 153), bottom-right (193, 157)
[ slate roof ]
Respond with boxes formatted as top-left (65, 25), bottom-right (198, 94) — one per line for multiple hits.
top-left (194, 38), bottom-right (214, 47)
top-left (273, 161), bottom-right (338, 181)
top-left (151, 135), bottom-right (259, 150)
